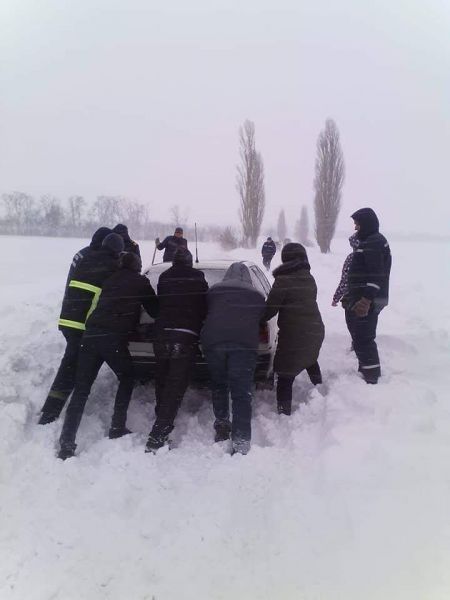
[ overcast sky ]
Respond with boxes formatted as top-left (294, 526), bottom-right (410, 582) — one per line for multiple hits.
top-left (1, 0), bottom-right (449, 235)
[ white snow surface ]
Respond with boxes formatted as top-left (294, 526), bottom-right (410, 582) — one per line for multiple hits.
top-left (1, 235), bottom-right (450, 600)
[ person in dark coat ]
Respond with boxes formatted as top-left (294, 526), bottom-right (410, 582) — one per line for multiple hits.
top-left (145, 248), bottom-right (208, 452)
top-left (155, 227), bottom-right (188, 263)
top-left (65, 227), bottom-right (112, 288)
top-left (201, 263), bottom-right (265, 455)
top-left (261, 237), bottom-right (276, 271)
top-left (343, 208), bottom-right (391, 384)
top-left (39, 233), bottom-right (124, 425)
top-left (263, 243), bottom-right (324, 415)
top-left (112, 223), bottom-right (141, 257)
top-left (57, 252), bottom-right (158, 459)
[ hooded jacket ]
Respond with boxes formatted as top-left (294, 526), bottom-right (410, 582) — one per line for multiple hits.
top-left (201, 263), bottom-right (265, 350)
top-left (65, 227), bottom-right (112, 288)
top-left (86, 261), bottom-right (158, 336)
top-left (263, 244), bottom-right (324, 376)
top-left (347, 208), bottom-right (392, 308)
top-left (112, 224), bottom-right (141, 257)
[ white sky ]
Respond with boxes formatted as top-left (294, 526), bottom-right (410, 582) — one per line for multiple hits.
top-left (1, 0), bottom-right (449, 235)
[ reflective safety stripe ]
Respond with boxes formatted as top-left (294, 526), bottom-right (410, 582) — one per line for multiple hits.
top-left (69, 280), bottom-right (102, 294)
top-left (361, 364), bottom-right (380, 369)
top-left (367, 283), bottom-right (381, 290)
top-left (356, 249), bottom-right (364, 253)
top-left (84, 287), bottom-right (102, 322)
top-left (58, 318), bottom-right (85, 330)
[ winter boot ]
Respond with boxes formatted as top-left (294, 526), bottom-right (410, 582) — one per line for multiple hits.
top-left (145, 423), bottom-right (172, 453)
top-left (306, 362), bottom-right (322, 386)
top-left (214, 418), bottom-right (231, 442)
top-left (108, 426), bottom-right (133, 439)
top-left (57, 441), bottom-right (76, 460)
top-left (277, 400), bottom-right (292, 416)
top-left (231, 439), bottom-right (251, 456)
top-left (38, 396), bottom-right (66, 424)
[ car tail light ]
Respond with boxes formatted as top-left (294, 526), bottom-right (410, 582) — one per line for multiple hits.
top-left (259, 323), bottom-right (269, 344)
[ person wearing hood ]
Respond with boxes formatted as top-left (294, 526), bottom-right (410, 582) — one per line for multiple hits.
top-left (332, 233), bottom-right (359, 306)
top-left (112, 223), bottom-right (141, 257)
top-left (261, 237), bottom-right (276, 271)
top-left (344, 208), bottom-right (391, 384)
top-left (39, 232), bottom-right (123, 425)
top-left (65, 227), bottom-right (111, 289)
top-left (201, 262), bottom-right (265, 455)
top-left (57, 252), bottom-right (158, 459)
top-left (155, 227), bottom-right (188, 263)
top-left (263, 243), bottom-right (324, 416)
top-left (145, 248), bottom-right (208, 453)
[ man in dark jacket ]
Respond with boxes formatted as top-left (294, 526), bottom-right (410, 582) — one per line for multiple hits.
top-left (145, 248), bottom-right (208, 452)
top-left (58, 252), bottom-right (158, 459)
top-left (65, 227), bottom-right (112, 288)
top-left (201, 262), bottom-right (265, 455)
top-left (39, 232), bottom-right (124, 424)
top-left (112, 223), bottom-right (141, 257)
top-left (261, 237), bottom-right (276, 271)
top-left (344, 208), bottom-right (392, 384)
top-left (155, 227), bottom-right (188, 262)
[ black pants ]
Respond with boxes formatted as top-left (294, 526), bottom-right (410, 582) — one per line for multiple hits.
top-left (345, 308), bottom-right (381, 381)
top-left (40, 329), bottom-right (83, 422)
top-left (277, 362), bottom-right (322, 414)
top-left (59, 331), bottom-right (134, 448)
top-left (150, 331), bottom-right (197, 436)
top-left (262, 256), bottom-right (273, 271)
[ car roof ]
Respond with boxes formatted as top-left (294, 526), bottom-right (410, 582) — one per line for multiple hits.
top-left (144, 259), bottom-right (258, 274)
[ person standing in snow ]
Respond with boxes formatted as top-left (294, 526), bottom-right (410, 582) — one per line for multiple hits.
top-left (201, 263), bottom-right (265, 455)
top-left (263, 243), bottom-right (324, 416)
top-left (343, 208), bottom-right (391, 384)
top-left (145, 248), bottom-right (208, 453)
top-left (155, 227), bottom-right (188, 263)
top-left (331, 233), bottom-right (359, 306)
top-left (112, 223), bottom-right (141, 257)
top-left (57, 252), bottom-right (158, 459)
top-left (261, 237), bottom-right (276, 271)
top-left (39, 231), bottom-right (122, 425)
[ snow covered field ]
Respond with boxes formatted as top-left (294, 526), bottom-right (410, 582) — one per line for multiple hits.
top-left (1, 234), bottom-right (450, 600)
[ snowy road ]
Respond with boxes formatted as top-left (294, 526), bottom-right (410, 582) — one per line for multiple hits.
top-left (1, 235), bottom-right (450, 600)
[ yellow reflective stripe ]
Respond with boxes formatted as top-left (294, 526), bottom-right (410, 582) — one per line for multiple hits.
top-left (58, 318), bottom-right (85, 330)
top-left (84, 288), bottom-right (102, 322)
top-left (69, 280), bottom-right (102, 294)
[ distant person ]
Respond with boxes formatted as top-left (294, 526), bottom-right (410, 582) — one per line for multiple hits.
top-left (201, 262), bottom-right (265, 455)
top-left (261, 237), bottom-right (276, 271)
top-left (39, 232), bottom-right (123, 425)
top-left (263, 243), bottom-right (324, 416)
top-left (112, 223), bottom-right (141, 257)
top-left (343, 208), bottom-right (391, 384)
top-left (331, 233), bottom-right (359, 306)
top-left (145, 248), bottom-right (208, 453)
top-left (155, 227), bottom-right (188, 262)
top-left (57, 252), bottom-right (158, 459)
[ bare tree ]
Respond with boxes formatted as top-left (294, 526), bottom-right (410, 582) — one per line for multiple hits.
top-left (68, 196), bottom-right (85, 230)
top-left (169, 204), bottom-right (189, 229)
top-left (219, 226), bottom-right (239, 250)
top-left (41, 195), bottom-right (64, 234)
top-left (236, 120), bottom-right (265, 248)
top-left (295, 205), bottom-right (312, 246)
top-left (313, 119), bottom-right (345, 253)
top-left (90, 196), bottom-right (123, 228)
top-left (277, 209), bottom-right (287, 242)
top-left (2, 191), bottom-right (36, 234)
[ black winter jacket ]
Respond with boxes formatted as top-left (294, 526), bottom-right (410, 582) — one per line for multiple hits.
top-left (65, 227), bottom-right (112, 289)
top-left (157, 236), bottom-right (188, 262)
top-left (261, 240), bottom-right (276, 258)
top-left (347, 208), bottom-right (392, 309)
top-left (59, 249), bottom-right (119, 332)
top-left (156, 264), bottom-right (208, 335)
top-left (86, 268), bottom-right (158, 335)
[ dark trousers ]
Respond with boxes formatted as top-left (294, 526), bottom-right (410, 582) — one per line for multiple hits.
top-left (345, 308), bottom-right (381, 380)
top-left (262, 256), bottom-right (274, 271)
top-left (150, 331), bottom-right (198, 435)
top-left (276, 362), bottom-right (322, 413)
top-left (59, 332), bottom-right (134, 447)
top-left (40, 329), bottom-right (83, 422)
top-left (204, 343), bottom-right (257, 442)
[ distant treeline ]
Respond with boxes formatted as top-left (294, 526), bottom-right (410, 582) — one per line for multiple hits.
top-left (0, 192), bottom-right (222, 242)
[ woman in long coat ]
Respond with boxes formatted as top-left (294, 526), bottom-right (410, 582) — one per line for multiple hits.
top-left (263, 243), bottom-right (324, 415)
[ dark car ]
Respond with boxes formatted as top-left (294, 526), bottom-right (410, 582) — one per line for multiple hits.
top-left (128, 260), bottom-right (277, 387)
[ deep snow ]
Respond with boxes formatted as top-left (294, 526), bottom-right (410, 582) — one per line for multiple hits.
top-left (1, 235), bottom-right (450, 600)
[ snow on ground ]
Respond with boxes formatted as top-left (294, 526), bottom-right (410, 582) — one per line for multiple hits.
top-left (1, 234), bottom-right (450, 600)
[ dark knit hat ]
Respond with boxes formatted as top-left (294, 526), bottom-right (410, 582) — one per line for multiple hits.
top-left (281, 242), bottom-right (308, 264)
top-left (173, 247), bottom-right (193, 266)
top-left (90, 227), bottom-right (112, 249)
top-left (102, 233), bottom-right (125, 255)
top-left (174, 227), bottom-right (183, 234)
top-left (120, 252), bottom-right (142, 272)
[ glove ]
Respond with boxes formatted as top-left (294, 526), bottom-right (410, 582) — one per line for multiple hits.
top-left (155, 237), bottom-right (160, 245)
top-left (352, 297), bottom-right (371, 317)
